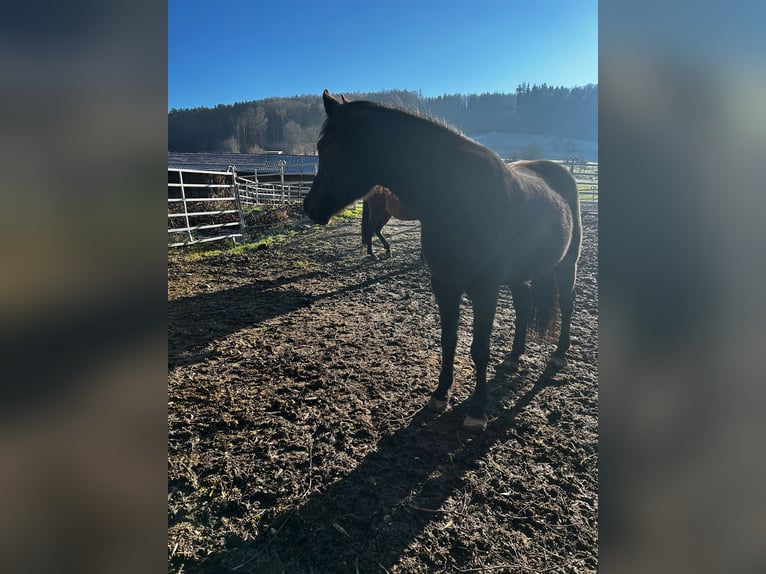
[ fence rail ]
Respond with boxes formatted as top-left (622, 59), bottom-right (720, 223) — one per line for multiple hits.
top-left (237, 176), bottom-right (312, 206)
top-left (168, 157), bottom-right (597, 248)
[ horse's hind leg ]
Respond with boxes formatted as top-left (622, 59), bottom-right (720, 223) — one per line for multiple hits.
top-left (551, 260), bottom-right (577, 368)
top-left (501, 283), bottom-right (532, 372)
top-left (375, 228), bottom-right (391, 258)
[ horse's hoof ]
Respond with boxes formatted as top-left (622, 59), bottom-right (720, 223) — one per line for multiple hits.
top-left (462, 415), bottom-right (488, 432)
top-left (549, 356), bottom-right (567, 369)
top-left (427, 397), bottom-right (448, 413)
top-left (499, 357), bottom-right (520, 372)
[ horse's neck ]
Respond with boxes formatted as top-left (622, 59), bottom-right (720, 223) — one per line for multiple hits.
top-left (362, 122), bottom-right (465, 217)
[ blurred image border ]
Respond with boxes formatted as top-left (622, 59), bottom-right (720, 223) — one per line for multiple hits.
top-left (1, 1), bottom-right (764, 572)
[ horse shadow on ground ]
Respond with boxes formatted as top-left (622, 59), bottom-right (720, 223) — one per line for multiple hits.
top-left (168, 258), bottom-right (425, 369)
top-left (168, 271), bottom-right (323, 368)
top-left (194, 365), bottom-right (564, 573)
top-left (169, 221), bottom-right (423, 368)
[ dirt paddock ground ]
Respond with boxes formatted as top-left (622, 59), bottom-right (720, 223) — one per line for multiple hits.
top-left (168, 212), bottom-right (598, 573)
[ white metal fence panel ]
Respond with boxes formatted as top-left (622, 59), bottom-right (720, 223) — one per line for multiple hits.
top-left (235, 158), bottom-right (317, 206)
top-left (237, 175), bottom-right (313, 206)
top-left (168, 167), bottom-right (245, 248)
top-left (562, 158), bottom-right (598, 213)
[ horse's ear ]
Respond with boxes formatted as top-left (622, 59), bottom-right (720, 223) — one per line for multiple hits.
top-left (341, 94), bottom-right (351, 103)
top-left (323, 89), bottom-right (341, 117)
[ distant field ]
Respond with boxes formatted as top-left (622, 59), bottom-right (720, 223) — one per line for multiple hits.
top-left (473, 131), bottom-right (598, 163)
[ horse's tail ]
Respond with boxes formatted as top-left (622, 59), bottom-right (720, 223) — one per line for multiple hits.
top-left (528, 270), bottom-right (559, 341)
top-left (361, 199), bottom-right (372, 246)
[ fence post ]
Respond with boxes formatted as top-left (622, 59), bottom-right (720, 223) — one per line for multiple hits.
top-left (251, 168), bottom-right (259, 205)
top-left (178, 170), bottom-right (194, 244)
top-left (230, 167), bottom-right (246, 244)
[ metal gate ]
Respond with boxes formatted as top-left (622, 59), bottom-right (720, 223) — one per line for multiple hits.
top-left (167, 167), bottom-right (245, 248)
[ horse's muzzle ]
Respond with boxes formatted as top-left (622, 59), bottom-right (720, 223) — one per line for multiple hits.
top-left (303, 180), bottom-right (332, 225)
top-left (303, 190), bottom-right (330, 225)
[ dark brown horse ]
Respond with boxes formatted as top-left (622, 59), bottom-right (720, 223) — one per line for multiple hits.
top-left (361, 185), bottom-right (418, 258)
top-left (304, 91), bottom-right (582, 432)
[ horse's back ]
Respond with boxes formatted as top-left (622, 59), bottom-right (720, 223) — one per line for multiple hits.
top-left (499, 160), bottom-right (582, 278)
top-left (508, 160), bottom-right (579, 205)
top-left (386, 194), bottom-right (418, 221)
top-left (508, 160), bottom-right (581, 236)
top-left (367, 185), bottom-right (418, 221)
top-left (363, 186), bottom-right (392, 229)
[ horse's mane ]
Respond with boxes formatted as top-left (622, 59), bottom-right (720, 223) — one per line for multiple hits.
top-left (348, 99), bottom-right (467, 137)
top-left (319, 97), bottom-right (469, 147)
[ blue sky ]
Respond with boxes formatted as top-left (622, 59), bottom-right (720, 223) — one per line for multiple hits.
top-left (168, 0), bottom-right (597, 110)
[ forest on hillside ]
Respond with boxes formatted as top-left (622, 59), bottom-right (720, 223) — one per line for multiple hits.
top-left (168, 84), bottom-right (597, 155)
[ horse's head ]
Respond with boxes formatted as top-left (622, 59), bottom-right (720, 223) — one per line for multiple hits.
top-left (303, 90), bottom-right (368, 225)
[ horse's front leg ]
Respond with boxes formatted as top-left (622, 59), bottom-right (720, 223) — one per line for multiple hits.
top-left (464, 287), bottom-right (499, 432)
top-left (427, 276), bottom-right (461, 414)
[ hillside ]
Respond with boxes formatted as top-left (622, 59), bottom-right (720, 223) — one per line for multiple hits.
top-left (168, 84), bottom-right (598, 160)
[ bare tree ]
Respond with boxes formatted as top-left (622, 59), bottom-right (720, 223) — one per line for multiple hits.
top-left (236, 106), bottom-right (269, 152)
top-left (221, 135), bottom-right (239, 153)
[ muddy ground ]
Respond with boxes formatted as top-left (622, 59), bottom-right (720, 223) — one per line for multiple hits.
top-left (168, 212), bottom-right (598, 573)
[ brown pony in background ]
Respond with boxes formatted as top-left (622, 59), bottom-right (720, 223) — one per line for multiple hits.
top-left (361, 185), bottom-right (418, 258)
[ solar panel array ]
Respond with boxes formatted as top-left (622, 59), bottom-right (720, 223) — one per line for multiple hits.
top-left (168, 152), bottom-right (318, 175)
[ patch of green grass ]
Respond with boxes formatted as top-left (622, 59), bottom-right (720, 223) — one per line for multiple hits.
top-left (332, 202), bottom-right (363, 220)
top-left (186, 248), bottom-right (223, 261)
top-left (230, 236), bottom-right (274, 254)
top-left (235, 228), bottom-right (299, 253)
top-left (293, 259), bottom-right (314, 270)
top-left (183, 227), bottom-right (305, 261)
